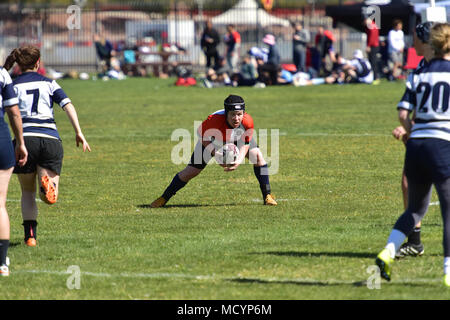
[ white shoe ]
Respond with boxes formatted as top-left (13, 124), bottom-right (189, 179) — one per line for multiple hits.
top-left (253, 82), bottom-right (266, 88)
top-left (0, 265), bottom-right (9, 277)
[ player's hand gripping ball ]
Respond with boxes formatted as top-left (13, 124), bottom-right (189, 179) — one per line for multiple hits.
top-left (215, 143), bottom-right (240, 166)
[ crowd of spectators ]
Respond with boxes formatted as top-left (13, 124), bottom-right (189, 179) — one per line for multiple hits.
top-left (84, 17), bottom-right (410, 86)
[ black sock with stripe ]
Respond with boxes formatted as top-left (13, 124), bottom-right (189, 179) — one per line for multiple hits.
top-left (408, 227), bottom-right (421, 245)
top-left (23, 220), bottom-right (37, 241)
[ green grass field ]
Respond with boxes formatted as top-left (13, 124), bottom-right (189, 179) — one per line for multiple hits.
top-left (3, 77), bottom-right (450, 300)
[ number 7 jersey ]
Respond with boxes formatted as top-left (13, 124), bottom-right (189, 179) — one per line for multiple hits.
top-left (13, 72), bottom-right (71, 140)
top-left (398, 58), bottom-right (450, 141)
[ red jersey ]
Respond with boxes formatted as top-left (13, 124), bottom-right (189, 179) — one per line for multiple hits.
top-left (366, 21), bottom-right (379, 47)
top-left (198, 110), bottom-right (254, 144)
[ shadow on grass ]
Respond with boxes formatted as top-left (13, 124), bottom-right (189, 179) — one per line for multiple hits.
top-left (137, 203), bottom-right (238, 209)
top-left (228, 277), bottom-right (428, 287)
top-left (228, 277), bottom-right (350, 287)
top-left (8, 242), bottom-right (22, 248)
top-left (254, 251), bottom-right (374, 259)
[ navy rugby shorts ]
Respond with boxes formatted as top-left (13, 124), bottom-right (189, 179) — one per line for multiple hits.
top-left (0, 126), bottom-right (15, 170)
top-left (404, 138), bottom-right (450, 184)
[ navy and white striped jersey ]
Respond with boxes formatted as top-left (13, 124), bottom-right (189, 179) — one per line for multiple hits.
top-left (0, 67), bottom-right (19, 139)
top-left (0, 67), bottom-right (19, 119)
top-left (397, 58), bottom-right (450, 141)
top-left (397, 58), bottom-right (427, 110)
top-left (13, 72), bottom-right (71, 140)
top-left (348, 58), bottom-right (373, 84)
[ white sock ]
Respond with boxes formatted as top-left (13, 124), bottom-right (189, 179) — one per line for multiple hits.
top-left (386, 229), bottom-right (407, 259)
top-left (444, 257), bottom-right (450, 275)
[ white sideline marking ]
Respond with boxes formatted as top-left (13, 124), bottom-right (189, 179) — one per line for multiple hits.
top-left (429, 201), bottom-right (440, 206)
top-left (17, 269), bottom-right (214, 280)
top-left (296, 133), bottom-right (390, 137)
top-left (7, 199), bottom-right (43, 203)
top-left (251, 198), bottom-right (308, 202)
top-left (64, 132), bottom-right (389, 139)
top-left (13, 269), bottom-right (443, 285)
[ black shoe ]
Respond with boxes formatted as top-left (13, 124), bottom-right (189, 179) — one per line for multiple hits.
top-left (395, 242), bottom-right (424, 259)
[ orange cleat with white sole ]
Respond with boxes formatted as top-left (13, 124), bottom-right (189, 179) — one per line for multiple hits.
top-left (41, 176), bottom-right (57, 204)
top-left (264, 194), bottom-right (277, 206)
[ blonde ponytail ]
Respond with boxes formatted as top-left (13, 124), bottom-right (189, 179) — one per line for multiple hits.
top-left (430, 23), bottom-right (450, 58)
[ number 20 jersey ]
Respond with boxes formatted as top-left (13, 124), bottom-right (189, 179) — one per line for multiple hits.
top-left (13, 72), bottom-right (71, 140)
top-left (398, 58), bottom-right (450, 141)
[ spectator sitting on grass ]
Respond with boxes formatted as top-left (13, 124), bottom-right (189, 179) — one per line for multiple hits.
top-left (94, 34), bottom-right (114, 73)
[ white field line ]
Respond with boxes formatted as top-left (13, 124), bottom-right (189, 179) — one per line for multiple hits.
top-left (251, 198), bottom-right (308, 202)
top-left (6, 199), bottom-right (43, 203)
top-left (62, 132), bottom-right (391, 139)
top-left (13, 269), bottom-right (443, 285)
top-left (295, 133), bottom-right (390, 137)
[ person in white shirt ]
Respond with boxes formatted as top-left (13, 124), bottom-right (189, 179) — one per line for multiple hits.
top-left (387, 19), bottom-right (405, 80)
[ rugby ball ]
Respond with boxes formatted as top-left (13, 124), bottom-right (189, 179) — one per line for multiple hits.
top-left (215, 143), bottom-right (239, 165)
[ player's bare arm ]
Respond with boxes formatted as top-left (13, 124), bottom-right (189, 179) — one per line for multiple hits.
top-left (63, 103), bottom-right (91, 152)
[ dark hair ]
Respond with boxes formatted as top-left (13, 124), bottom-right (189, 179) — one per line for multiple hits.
top-left (4, 45), bottom-right (40, 71)
top-left (224, 95), bottom-right (245, 113)
top-left (416, 22), bottom-right (434, 43)
top-left (393, 19), bottom-right (403, 28)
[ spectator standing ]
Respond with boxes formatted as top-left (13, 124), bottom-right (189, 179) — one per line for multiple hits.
top-left (292, 22), bottom-right (310, 73)
top-left (315, 26), bottom-right (335, 75)
top-left (387, 19), bottom-right (405, 80)
top-left (201, 21), bottom-right (221, 71)
top-left (224, 24), bottom-right (241, 73)
top-left (257, 34), bottom-right (280, 86)
top-left (365, 17), bottom-right (381, 83)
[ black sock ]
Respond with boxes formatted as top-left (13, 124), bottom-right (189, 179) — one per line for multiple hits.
top-left (254, 164), bottom-right (271, 200)
top-left (0, 240), bottom-right (9, 266)
top-left (162, 174), bottom-right (187, 202)
top-left (408, 227), bottom-right (421, 245)
top-left (23, 220), bottom-right (38, 240)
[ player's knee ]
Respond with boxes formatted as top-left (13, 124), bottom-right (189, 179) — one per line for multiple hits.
top-left (249, 148), bottom-right (266, 166)
top-left (178, 167), bottom-right (202, 182)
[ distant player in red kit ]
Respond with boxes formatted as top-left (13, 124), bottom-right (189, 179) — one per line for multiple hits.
top-left (150, 94), bottom-right (277, 207)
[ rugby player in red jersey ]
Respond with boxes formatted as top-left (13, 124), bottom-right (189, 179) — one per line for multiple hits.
top-left (150, 94), bottom-right (277, 207)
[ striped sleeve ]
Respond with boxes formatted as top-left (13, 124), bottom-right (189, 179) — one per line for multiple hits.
top-left (51, 80), bottom-right (71, 107)
top-left (1, 69), bottom-right (19, 107)
top-left (397, 72), bottom-right (415, 111)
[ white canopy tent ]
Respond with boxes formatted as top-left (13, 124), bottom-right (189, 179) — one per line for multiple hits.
top-left (211, 0), bottom-right (290, 27)
top-left (413, 1), bottom-right (449, 21)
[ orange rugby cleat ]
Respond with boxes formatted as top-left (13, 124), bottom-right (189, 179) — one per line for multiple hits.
top-left (25, 238), bottom-right (37, 247)
top-left (264, 194), bottom-right (277, 206)
top-left (41, 176), bottom-right (57, 204)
